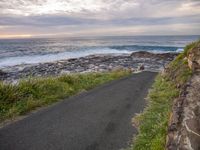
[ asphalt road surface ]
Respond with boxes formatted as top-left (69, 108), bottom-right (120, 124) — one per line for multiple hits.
top-left (0, 71), bottom-right (157, 150)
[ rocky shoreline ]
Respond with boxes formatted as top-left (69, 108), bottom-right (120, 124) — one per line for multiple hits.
top-left (0, 51), bottom-right (178, 82)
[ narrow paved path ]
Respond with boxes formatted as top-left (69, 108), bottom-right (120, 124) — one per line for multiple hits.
top-left (0, 71), bottom-right (157, 150)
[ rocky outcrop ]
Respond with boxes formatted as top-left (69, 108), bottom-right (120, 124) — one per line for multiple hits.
top-left (166, 44), bottom-right (200, 150)
top-left (187, 43), bottom-right (200, 72)
top-left (131, 51), bottom-right (178, 60)
top-left (167, 74), bottom-right (200, 150)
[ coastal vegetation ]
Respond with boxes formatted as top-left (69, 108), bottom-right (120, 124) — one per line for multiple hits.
top-left (0, 70), bottom-right (131, 123)
top-left (132, 40), bottom-right (199, 150)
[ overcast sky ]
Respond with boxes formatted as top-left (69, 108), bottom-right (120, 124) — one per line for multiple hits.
top-left (0, 0), bottom-right (200, 38)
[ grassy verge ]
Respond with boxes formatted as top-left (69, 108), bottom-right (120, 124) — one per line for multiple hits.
top-left (0, 70), bottom-right (131, 123)
top-left (131, 40), bottom-right (199, 150)
top-left (132, 75), bottom-right (179, 150)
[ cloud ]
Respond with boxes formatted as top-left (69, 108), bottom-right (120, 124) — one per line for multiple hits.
top-left (0, 14), bottom-right (199, 27)
top-left (0, 0), bottom-right (200, 37)
top-left (1, 0), bottom-right (199, 17)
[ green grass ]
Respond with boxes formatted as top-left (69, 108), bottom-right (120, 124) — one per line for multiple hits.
top-left (183, 39), bottom-right (200, 56)
top-left (132, 75), bottom-right (179, 150)
top-left (164, 41), bottom-right (198, 85)
top-left (131, 40), bottom-right (200, 150)
top-left (0, 70), bottom-right (131, 122)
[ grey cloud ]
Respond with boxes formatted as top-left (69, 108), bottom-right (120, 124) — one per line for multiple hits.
top-left (0, 15), bottom-right (92, 26)
top-left (0, 14), bottom-right (199, 27)
top-left (0, 0), bottom-right (200, 36)
top-left (0, 0), bottom-right (200, 19)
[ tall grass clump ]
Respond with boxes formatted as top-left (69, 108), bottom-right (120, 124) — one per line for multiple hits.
top-left (132, 75), bottom-right (179, 150)
top-left (0, 70), bottom-right (131, 122)
top-left (131, 40), bottom-right (200, 150)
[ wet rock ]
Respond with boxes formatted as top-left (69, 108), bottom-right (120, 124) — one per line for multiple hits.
top-left (138, 64), bottom-right (145, 71)
top-left (131, 51), bottom-right (155, 58)
top-left (0, 69), bottom-right (6, 76)
top-left (0, 69), bottom-right (7, 80)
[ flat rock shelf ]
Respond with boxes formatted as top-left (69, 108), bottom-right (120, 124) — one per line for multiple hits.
top-left (0, 51), bottom-right (178, 81)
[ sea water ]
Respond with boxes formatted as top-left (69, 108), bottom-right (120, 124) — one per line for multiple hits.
top-left (0, 35), bottom-right (199, 68)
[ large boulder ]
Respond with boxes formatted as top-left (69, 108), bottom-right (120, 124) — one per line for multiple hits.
top-left (187, 43), bottom-right (200, 72)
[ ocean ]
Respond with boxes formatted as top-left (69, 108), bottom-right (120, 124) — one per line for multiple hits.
top-left (0, 35), bottom-right (199, 68)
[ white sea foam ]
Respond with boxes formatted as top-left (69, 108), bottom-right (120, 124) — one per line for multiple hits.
top-left (176, 48), bottom-right (184, 52)
top-left (145, 49), bottom-right (183, 54)
top-left (0, 47), bottom-right (184, 68)
top-left (0, 48), bottom-right (131, 68)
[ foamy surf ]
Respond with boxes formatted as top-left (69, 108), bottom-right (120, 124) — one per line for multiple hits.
top-left (0, 48), bottom-right (184, 68)
top-left (0, 48), bottom-right (131, 68)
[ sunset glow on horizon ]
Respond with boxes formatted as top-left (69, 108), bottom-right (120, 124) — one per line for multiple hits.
top-left (0, 34), bottom-right (32, 39)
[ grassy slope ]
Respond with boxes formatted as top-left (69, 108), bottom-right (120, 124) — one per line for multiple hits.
top-left (0, 70), bottom-right (131, 122)
top-left (132, 40), bottom-right (199, 150)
